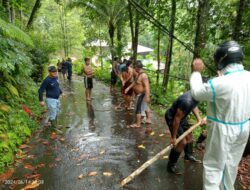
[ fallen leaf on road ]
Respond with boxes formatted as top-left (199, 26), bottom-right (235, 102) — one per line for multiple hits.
top-left (50, 132), bottom-right (57, 140)
top-left (21, 180), bottom-right (40, 190)
top-left (88, 172), bottom-right (97, 177)
top-left (149, 131), bottom-right (155, 136)
top-left (70, 148), bottom-right (80, 152)
top-left (20, 144), bottom-right (30, 149)
top-left (78, 174), bottom-right (85, 179)
top-left (138, 144), bottom-right (146, 149)
top-left (0, 168), bottom-right (14, 181)
top-left (60, 137), bottom-right (65, 142)
top-left (42, 141), bottom-right (49, 146)
top-left (36, 163), bottom-right (45, 168)
top-left (99, 150), bottom-right (106, 155)
top-left (159, 134), bottom-right (165, 137)
top-left (24, 164), bottom-right (34, 170)
top-left (27, 155), bottom-right (35, 159)
top-left (103, 172), bottom-right (112, 176)
top-left (24, 173), bottom-right (41, 180)
top-left (89, 157), bottom-right (98, 161)
top-left (78, 154), bottom-right (87, 160)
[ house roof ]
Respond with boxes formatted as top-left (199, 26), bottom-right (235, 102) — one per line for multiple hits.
top-left (86, 40), bottom-right (153, 54)
top-left (125, 43), bottom-right (153, 54)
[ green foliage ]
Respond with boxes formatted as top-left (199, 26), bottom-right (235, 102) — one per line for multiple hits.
top-left (0, 81), bottom-right (43, 173)
top-left (93, 61), bottom-right (111, 84)
top-left (29, 48), bottom-right (50, 82)
top-left (0, 17), bottom-right (45, 173)
top-left (73, 60), bottom-right (83, 75)
top-left (0, 18), bottom-right (34, 47)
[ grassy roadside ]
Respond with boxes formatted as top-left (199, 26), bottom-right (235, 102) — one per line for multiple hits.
top-left (0, 81), bottom-right (44, 174)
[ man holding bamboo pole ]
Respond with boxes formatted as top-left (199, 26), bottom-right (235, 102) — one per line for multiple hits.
top-left (190, 41), bottom-right (250, 190)
top-left (165, 91), bottom-right (205, 174)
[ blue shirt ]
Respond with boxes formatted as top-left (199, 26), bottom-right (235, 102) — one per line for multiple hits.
top-left (38, 76), bottom-right (62, 101)
top-left (66, 61), bottom-right (72, 72)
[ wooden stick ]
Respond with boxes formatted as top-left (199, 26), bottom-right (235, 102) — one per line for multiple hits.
top-left (120, 118), bottom-right (206, 187)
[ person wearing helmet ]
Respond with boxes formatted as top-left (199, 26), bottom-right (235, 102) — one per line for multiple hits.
top-left (190, 41), bottom-right (250, 190)
top-left (126, 60), bottom-right (151, 128)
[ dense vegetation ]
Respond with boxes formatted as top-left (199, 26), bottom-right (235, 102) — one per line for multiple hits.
top-left (0, 0), bottom-right (249, 173)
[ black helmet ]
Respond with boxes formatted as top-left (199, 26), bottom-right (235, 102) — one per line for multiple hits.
top-left (134, 60), bottom-right (143, 68)
top-left (214, 40), bottom-right (243, 70)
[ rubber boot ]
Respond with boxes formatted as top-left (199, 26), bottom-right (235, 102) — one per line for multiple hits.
top-left (184, 143), bottom-right (201, 163)
top-left (196, 133), bottom-right (207, 144)
top-left (196, 133), bottom-right (207, 150)
top-left (167, 148), bottom-right (182, 175)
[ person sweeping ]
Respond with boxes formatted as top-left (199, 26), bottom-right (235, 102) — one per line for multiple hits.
top-left (165, 91), bottom-right (206, 174)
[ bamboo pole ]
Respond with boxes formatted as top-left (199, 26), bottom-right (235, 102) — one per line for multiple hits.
top-left (120, 118), bottom-right (206, 187)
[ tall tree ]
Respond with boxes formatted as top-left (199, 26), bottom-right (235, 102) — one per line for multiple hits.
top-left (2, 0), bottom-right (11, 22)
top-left (193, 0), bottom-right (210, 58)
top-left (128, 1), bottom-right (140, 61)
top-left (57, 0), bottom-right (69, 57)
top-left (27, 0), bottom-right (41, 29)
top-left (82, 0), bottom-right (127, 60)
top-left (162, 0), bottom-right (176, 90)
top-left (10, 5), bottom-right (15, 23)
top-left (156, 29), bottom-right (160, 85)
top-left (232, 0), bottom-right (246, 41)
top-left (116, 19), bottom-right (123, 59)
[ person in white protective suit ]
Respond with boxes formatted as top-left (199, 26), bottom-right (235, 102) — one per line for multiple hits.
top-left (190, 41), bottom-right (250, 190)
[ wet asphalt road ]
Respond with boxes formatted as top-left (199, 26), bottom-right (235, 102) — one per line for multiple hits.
top-left (1, 76), bottom-right (243, 190)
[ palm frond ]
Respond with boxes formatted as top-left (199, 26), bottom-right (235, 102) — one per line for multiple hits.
top-left (0, 18), bottom-right (34, 47)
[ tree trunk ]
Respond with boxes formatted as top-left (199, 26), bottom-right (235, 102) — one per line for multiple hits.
top-left (128, 2), bottom-right (134, 49)
top-left (64, 5), bottom-right (69, 57)
top-left (58, 2), bottom-right (68, 57)
top-left (133, 11), bottom-right (139, 61)
top-left (156, 29), bottom-right (160, 85)
top-left (2, 0), bottom-right (11, 22)
top-left (109, 23), bottom-right (115, 61)
top-left (162, 0), bottom-right (176, 90)
top-left (117, 21), bottom-right (123, 59)
top-left (232, 0), bottom-right (245, 41)
top-left (20, 3), bottom-right (23, 26)
top-left (10, 5), bottom-right (15, 24)
top-left (27, 0), bottom-right (41, 29)
top-left (99, 25), bottom-right (103, 69)
top-left (193, 0), bottom-right (210, 58)
top-left (128, 2), bottom-right (139, 61)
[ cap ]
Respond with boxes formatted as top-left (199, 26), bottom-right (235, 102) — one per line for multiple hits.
top-left (48, 66), bottom-right (57, 72)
